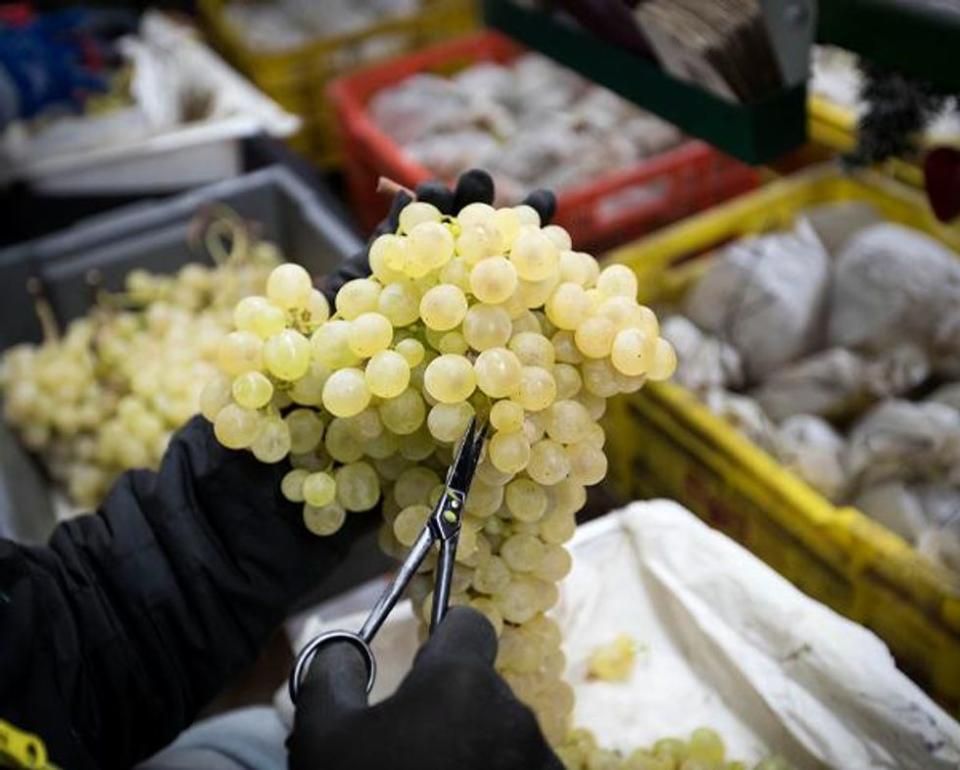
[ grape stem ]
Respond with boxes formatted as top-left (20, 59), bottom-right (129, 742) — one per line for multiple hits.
top-left (27, 277), bottom-right (61, 343)
top-left (376, 177), bottom-right (415, 198)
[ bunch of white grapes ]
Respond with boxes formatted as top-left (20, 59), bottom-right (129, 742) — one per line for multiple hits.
top-left (0, 221), bottom-right (281, 509)
top-left (204, 198), bottom-right (676, 749)
top-left (556, 727), bottom-right (795, 770)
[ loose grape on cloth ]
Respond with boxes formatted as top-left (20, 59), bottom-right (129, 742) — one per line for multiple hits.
top-left (277, 501), bottom-right (960, 770)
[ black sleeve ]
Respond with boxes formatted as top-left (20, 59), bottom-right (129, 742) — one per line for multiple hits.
top-left (0, 416), bottom-right (364, 770)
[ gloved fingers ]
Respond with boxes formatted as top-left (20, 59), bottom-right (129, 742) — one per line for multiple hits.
top-left (415, 179), bottom-right (456, 215)
top-left (521, 189), bottom-right (557, 226)
top-left (414, 606), bottom-right (498, 669)
top-left (374, 189), bottom-right (414, 237)
top-left (294, 637), bottom-right (371, 724)
top-left (453, 169), bottom-right (496, 212)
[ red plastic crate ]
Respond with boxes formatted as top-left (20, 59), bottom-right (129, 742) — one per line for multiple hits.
top-left (328, 31), bottom-right (760, 252)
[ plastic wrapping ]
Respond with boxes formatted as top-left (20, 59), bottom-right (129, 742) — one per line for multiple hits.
top-left (684, 219), bottom-right (830, 381)
top-left (660, 315), bottom-right (744, 394)
top-left (753, 344), bottom-right (929, 422)
top-left (773, 414), bottom-right (848, 502)
top-left (281, 503), bottom-right (960, 770)
top-left (845, 400), bottom-right (960, 491)
top-left (828, 223), bottom-right (960, 355)
top-left (367, 52), bottom-right (683, 202)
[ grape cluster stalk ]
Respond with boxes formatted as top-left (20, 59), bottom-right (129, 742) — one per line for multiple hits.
top-left (0, 215), bottom-right (282, 508)
top-left (204, 198), bottom-right (683, 757)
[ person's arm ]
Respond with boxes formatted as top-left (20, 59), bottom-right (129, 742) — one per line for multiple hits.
top-left (0, 416), bottom-right (365, 770)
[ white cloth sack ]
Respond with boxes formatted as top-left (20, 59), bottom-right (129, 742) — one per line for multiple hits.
top-left (279, 501), bottom-right (960, 770)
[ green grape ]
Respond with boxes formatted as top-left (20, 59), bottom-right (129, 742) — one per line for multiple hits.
top-left (304, 290), bottom-right (330, 330)
top-left (200, 373), bottom-right (232, 421)
top-left (539, 508), bottom-right (576, 545)
top-left (312, 320), bottom-right (361, 369)
top-left (348, 312), bottom-right (393, 358)
top-left (493, 207), bottom-right (521, 246)
top-left (214, 403), bottom-right (262, 449)
top-left (574, 317), bottom-right (616, 359)
top-left (494, 578), bottom-right (540, 624)
top-left (336, 278), bottom-right (382, 320)
top-left (424, 354), bottom-right (476, 404)
top-left (490, 399), bottom-right (525, 433)
top-left (289, 360), bottom-right (330, 406)
top-left (263, 329), bottom-right (311, 381)
top-left (464, 477), bottom-right (504, 518)
top-left (505, 477), bottom-right (548, 522)
top-left (510, 229), bottom-right (559, 281)
top-left (217, 331), bottom-right (263, 375)
top-left (463, 303), bottom-right (512, 351)
top-left (324, 418), bottom-right (365, 463)
top-left (470, 257), bottom-right (518, 304)
top-left (322, 368), bottom-right (371, 418)
top-left (379, 387), bottom-right (426, 435)
top-left (501, 533), bottom-right (546, 573)
top-left (647, 337), bottom-right (677, 381)
top-left (408, 221), bottom-right (454, 271)
top-left (233, 296), bottom-right (285, 338)
top-left (335, 461), bottom-right (380, 511)
top-left (509, 332), bottom-right (555, 369)
top-left (251, 414), bottom-right (291, 463)
top-left (688, 728), bottom-right (724, 764)
top-left (596, 263), bottom-right (638, 298)
top-left (552, 330), bottom-right (583, 364)
top-left (515, 366), bottom-right (557, 412)
top-left (420, 284), bottom-right (468, 331)
top-left (427, 401), bottom-right (475, 443)
top-left (393, 503), bottom-right (431, 546)
top-left (378, 280), bottom-right (421, 327)
top-left (398, 201), bottom-right (441, 233)
top-left (474, 347), bottom-right (522, 398)
top-left (535, 543), bottom-right (572, 582)
top-left (546, 282), bottom-right (592, 331)
top-left (395, 337), bottom-right (425, 367)
top-left (488, 430), bottom-right (531, 474)
top-left (394, 467), bottom-right (440, 508)
top-left (399, 424), bottom-right (436, 461)
top-left (286, 408), bottom-right (324, 453)
top-left (232, 370), bottom-right (274, 409)
top-left (303, 501), bottom-right (346, 536)
top-left (266, 264), bottom-right (313, 309)
top-left (369, 235), bottom-right (406, 284)
top-left (541, 224), bottom-right (572, 252)
top-left (281, 468), bottom-right (309, 502)
top-left (365, 350), bottom-right (410, 398)
top-left (566, 441), bottom-right (608, 486)
top-left (303, 471), bottom-right (337, 507)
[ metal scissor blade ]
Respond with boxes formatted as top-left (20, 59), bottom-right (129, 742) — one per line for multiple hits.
top-left (445, 417), bottom-right (488, 497)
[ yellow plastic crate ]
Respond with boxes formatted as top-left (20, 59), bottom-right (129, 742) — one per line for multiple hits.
top-left (200, 0), bottom-right (478, 166)
top-left (603, 164), bottom-right (960, 714)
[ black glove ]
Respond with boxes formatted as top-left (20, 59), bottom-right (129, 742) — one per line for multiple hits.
top-left (321, 169), bottom-right (558, 302)
top-left (288, 607), bottom-right (564, 770)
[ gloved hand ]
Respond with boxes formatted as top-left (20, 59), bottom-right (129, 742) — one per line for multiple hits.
top-left (288, 607), bottom-right (564, 770)
top-left (319, 168), bottom-right (558, 302)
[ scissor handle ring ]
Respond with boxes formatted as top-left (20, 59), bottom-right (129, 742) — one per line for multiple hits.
top-left (288, 630), bottom-right (377, 704)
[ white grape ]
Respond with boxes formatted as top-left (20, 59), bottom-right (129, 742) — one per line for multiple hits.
top-left (424, 354), bottom-right (476, 404)
top-left (267, 263), bottom-right (312, 309)
top-left (365, 350), bottom-right (410, 398)
top-left (322, 368), bottom-right (371, 417)
top-left (347, 312), bottom-right (393, 358)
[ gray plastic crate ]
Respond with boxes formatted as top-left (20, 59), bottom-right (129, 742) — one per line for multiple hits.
top-left (0, 166), bottom-right (362, 349)
top-left (0, 166), bottom-right (367, 545)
